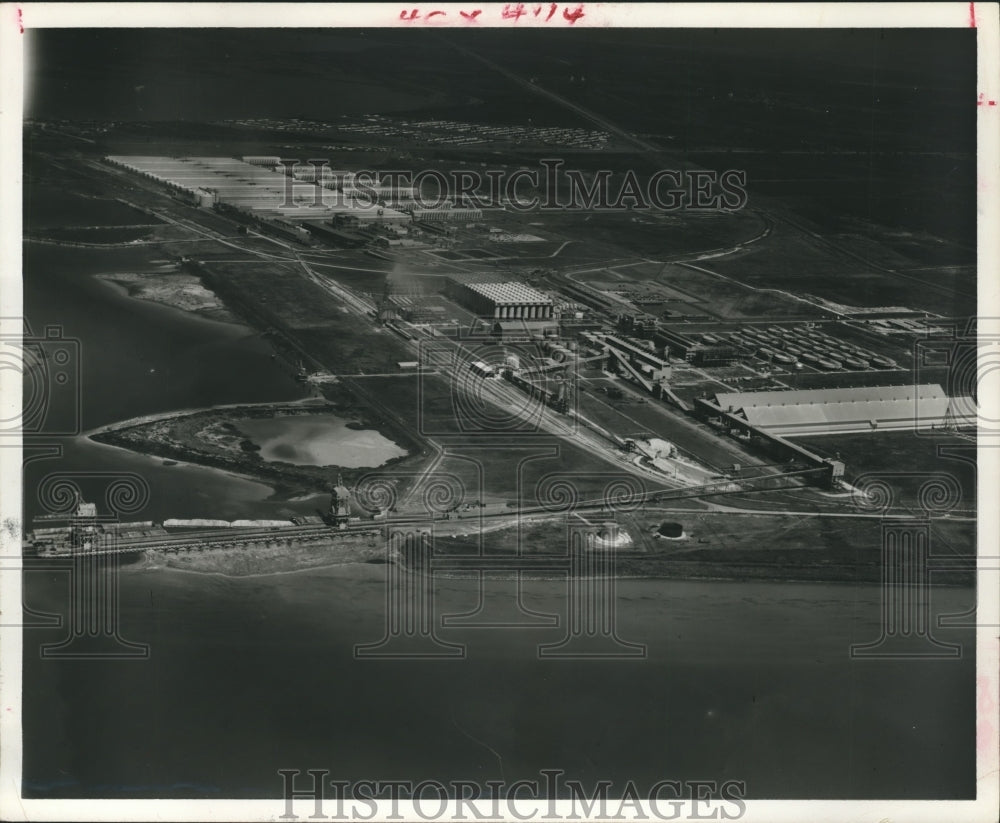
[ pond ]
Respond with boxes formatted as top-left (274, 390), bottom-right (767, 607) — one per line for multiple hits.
top-left (236, 414), bottom-right (408, 468)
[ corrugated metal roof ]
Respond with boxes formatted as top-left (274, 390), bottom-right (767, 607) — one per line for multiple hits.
top-left (743, 396), bottom-right (951, 433)
top-left (715, 384), bottom-right (945, 410)
top-left (466, 282), bottom-right (552, 305)
top-left (715, 384), bottom-right (965, 435)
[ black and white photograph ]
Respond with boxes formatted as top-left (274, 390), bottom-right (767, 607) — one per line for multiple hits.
top-left (1, 3), bottom-right (997, 821)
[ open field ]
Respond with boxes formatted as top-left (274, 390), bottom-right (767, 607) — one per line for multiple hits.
top-left (425, 508), bottom-right (974, 586)
top-left (540, 208), bottom-right (765, 260)
top-left (796, 430), bottom-right (977, 510)
top-left (704, 215), bottom-right (975, 316)
top-left (645, 263), bottom-right (821, 319)
top-left (190, 256), bottom-right (412, 374)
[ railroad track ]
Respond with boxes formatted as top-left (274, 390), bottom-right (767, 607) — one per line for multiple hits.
top-left (37, 468), bottom-right (823, 557)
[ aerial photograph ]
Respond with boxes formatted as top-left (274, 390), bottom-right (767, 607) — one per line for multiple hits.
top-left (3, 7), bottom-right (993, 821)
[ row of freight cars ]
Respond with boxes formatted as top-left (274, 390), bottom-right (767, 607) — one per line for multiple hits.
top-left (700, 325), bottom-right (897, 371)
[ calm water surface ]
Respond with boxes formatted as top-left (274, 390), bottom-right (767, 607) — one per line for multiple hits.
top-left (236, 415), bottom-right (408, 469)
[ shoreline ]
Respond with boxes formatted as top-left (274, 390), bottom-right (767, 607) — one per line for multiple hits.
top-left (94, 270), bottom-right (241, 325)
top-left (128, 551), bottom-right (975, 588)
top-left (86, 398), bottom-right (422, 500)
top-left (64, 450), bottom-right (976, 587)
top-left (129, 555), bottom-right (387, 581)
top-left (83, 397), bottom-right (325, 439)
top-left (116, 512), bottom-right (974, 587)
top-left (81, 430), bottom-right (284, 498)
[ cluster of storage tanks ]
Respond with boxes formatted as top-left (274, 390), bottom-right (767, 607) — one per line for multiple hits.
top-left (539, 338), bottom-right (579, 363)
top-left (715, 325), bottom-right (897, 372)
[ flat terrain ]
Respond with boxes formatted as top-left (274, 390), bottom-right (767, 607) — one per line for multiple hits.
top-left (24, 23), bottom-right (977, 575)
top-left (422, 507), bottom-right (975, 585)
top-left (796, 430), bottom-right (977, 511)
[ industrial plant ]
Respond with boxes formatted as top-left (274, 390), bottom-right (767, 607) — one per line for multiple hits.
top-left (13, 20), bottom-right (985, 815)
top-left (12, 173), bottom-right (974, 580)
top-left (22, 149), bottom-right (979, 562)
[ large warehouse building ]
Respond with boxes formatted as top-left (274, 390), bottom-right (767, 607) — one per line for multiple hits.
top-left (104, 156), bottom-right (412, 223)
top-left (448, 280), bottom-right (555, 320)
top-left (709, 384), bottom-right (975, 436)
